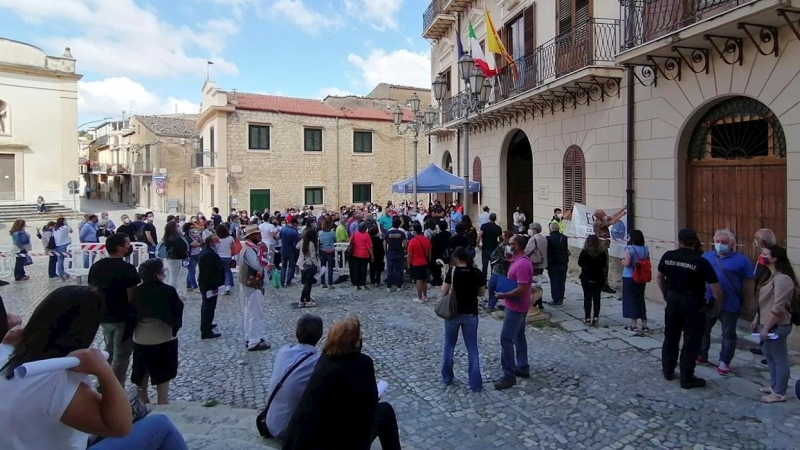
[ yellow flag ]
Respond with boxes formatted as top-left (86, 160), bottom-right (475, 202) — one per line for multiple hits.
top-left (485, 9), bottom-right (517, 80)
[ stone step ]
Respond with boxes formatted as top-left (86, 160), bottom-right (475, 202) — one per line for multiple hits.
top-left (151, 402), bottom-right (384, 450)
top-left (0, 203), bottom-right (77, 223)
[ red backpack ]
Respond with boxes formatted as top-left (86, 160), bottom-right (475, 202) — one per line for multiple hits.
top-left (631, 246), bottom-right (652, 284)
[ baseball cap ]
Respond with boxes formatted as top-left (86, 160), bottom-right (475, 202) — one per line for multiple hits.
top-left (678, 228), bottom-right (698, 244)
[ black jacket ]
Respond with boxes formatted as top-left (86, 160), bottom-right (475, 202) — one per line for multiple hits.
top-left (578, 250), bottom-right (607, 284)
top-left (547, 232), bottom-right (570, 268)
top-left (198, 247), bottom-right (225, 291)
top-left (164, 233), bottom-right (189, 260)
top-left (283, 353), bottom-right (378, 450)
top-left (131, 281), bottom-right (184, 337)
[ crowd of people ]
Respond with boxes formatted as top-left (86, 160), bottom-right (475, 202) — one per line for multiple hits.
top-left (1, 197), bottom-right (799, 449)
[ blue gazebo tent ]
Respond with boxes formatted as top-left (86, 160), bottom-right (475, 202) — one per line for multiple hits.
top-left (391, 163), bottom-right (480, 194)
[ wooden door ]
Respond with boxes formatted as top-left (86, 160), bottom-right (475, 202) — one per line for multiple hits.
top-left (0, 154), bottom-right (14, 200)
top-left (687, 159), bottom-right (786, 261)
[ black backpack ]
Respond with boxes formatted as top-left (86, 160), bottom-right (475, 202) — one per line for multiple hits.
top-left (789, 285), bottom-right (800, 326)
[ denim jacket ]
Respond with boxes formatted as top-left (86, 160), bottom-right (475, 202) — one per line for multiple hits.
top-left (11, 231), bottom-right (31, 252)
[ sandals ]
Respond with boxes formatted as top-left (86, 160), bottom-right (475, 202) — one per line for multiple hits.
top-left (624, 325), bottom-right (639, 333)
top-left (642, 327), bottom-right (651, 334)
top-left (759, 386), bottom-right (773, 394)
top-left (584, 318), bottom-right (592, 325)
top-left (760, 393), bottom-right (786, 403)
top-left (298, 301), bottom-right (318, 308)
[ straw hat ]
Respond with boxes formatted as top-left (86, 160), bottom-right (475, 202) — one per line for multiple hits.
top-left (242, 224), bottom-right (261, 239)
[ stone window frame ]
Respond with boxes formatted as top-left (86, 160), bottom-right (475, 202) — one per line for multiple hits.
top-left (247, 122), bottom-right (271, 152)
top-left (303, 126), bottom-right (324, 152)
top-left (352, 183), bottom-right (372, 203)
top-left (304, 186), bottom-right (324, 206)
top-left (353, 130), bottom-right (374, 154)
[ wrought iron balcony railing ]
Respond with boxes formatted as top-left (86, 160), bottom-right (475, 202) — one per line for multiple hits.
top-left (192, 151), bottom-right (217, 169)
top-left (491, 18), bottom-right (620, 105)
top-left (620, 0), bottom-right (744, 50)
top-left (423, 0), bottom-right (447, 34)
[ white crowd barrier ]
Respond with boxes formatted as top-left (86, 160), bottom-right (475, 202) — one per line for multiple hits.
top-left (334, 243), bottom-right (349, 274)
top-left (64, 244), bottom-right (107, 281)
top-left (126, 242), bottom-right (149, 269)
top-left (0, 245), bottom-right (15, 280)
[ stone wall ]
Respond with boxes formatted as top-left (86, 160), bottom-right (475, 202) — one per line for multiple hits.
top-left (224, 109), bottom-right (430, 212)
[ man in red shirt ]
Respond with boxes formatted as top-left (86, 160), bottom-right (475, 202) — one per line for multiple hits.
top-left (495, 234), bottom-right (533, 390)
top-left (407, 223), bottom-right (432, 302)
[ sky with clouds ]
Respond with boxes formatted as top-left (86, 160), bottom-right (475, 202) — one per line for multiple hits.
top-left (0, 0), bottom-right (432, 123)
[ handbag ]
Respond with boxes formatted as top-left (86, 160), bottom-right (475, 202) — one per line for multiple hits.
top-left (256, 352), bottom-right (315, 438)
top-left (435, 267), bottom-right (458, 319)
top-left (232, 239), bottom-right (243, 256)
top-left (230, 259), bottom-right (238, 269)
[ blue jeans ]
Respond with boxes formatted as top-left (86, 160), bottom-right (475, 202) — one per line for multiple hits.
top-left (220, 257), bottom-right (233, 287)
top-left (442, 314), bottom-right (482, 391)
top-left (89, 414), bottom-right (187, 450)
top-left (281, 251), bottom-right (296, 285)
top-left (55, 244), bottom-right (69, 277)
top-left (762, 323), bottom-right (792, 396)
top-left (547, 266), bottom-right (568, 304)
top-left (385, 256), bottom-right (404, 288)
top-left (320, 251), bottom-right (335, 285)
top-left (186, 254), bottom-right (199, 289)
top-left (500, 309), bottom-right (529, 380)
top-left (699, 310), bottom-right (739, 364)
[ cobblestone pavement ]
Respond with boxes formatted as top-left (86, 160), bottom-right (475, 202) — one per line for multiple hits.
top-left (5, 258), bottom-right (800, 450)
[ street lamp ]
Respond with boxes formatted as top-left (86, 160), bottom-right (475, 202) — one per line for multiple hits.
top-left (78, 116), bottom-right (113, 129)
top-left (431, 55), bottom-right (492, 217)
top-left (393, 92), bottom-right (437, 211)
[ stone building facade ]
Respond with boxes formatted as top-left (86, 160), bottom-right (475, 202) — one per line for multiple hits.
top-left (0, 38), bottom-right (81, 203)
top-left (195, 81), bottom-right (430, 214)
top-left (423, 0), bottom-right (799, 308)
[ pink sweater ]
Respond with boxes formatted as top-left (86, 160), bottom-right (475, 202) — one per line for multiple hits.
top-left (758, 273), bottom-right (794, 326)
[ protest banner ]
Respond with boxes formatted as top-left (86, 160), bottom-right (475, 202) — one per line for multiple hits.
top-left (567, 203), bottom-right (629, 258)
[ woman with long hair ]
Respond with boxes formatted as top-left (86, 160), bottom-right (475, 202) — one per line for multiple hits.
top-left (53, 217), bottom-right (73, 281)
top-left (461, 215), bottom-right (478, 262)
top-left (578, 235), bottom-right (608, 326)
top-left (9, 219), bottom-right (31, 281)
top-left (182, 222), bottom-right (202, 292)
top-left (130, 259), bottom-right (184, 405)
top-left (162, 221), bottom-right (188, 289)
top-left (0, 286), bottom-right (188, 449)
top-left (40, 220), bottom-right (59, 278)
top-left (486, 230), bottom-right (515, 310)
top-left (429, 220), bottom-right (451, 286)
top-left (318, 218), bottom-right (337, 288)
top-left (283, 316), bottom-right (401, 450)
top-left (296, 228), bottom-right (320, 308)
top-left (753, 245), bottom-right (797, 403)
top-left (621, 229), bottom-right (650, 333)
top-left (441, 247), bottom-right (485, 392)
top-left (215, 223), bottom-right (235, 295)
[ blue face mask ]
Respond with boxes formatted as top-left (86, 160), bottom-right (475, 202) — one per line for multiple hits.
top-left (714, 243), bottom-right (730, 253)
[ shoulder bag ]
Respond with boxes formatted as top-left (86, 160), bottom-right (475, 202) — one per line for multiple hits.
top-left (256, 352), bottom-right (315, 438)
top-left (435, 267), bottom-right (458, 319)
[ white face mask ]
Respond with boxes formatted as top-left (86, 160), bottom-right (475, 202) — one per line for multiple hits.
top-left (505, 245), bottom-right (514, 255)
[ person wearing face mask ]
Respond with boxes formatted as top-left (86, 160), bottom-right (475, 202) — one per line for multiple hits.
top-left (138, 212), bottom-right (158, 257)
top-left (512, 206), bottom-right (526, 234)
top-left (116, 214), bottom-right (135, 242)
top-left (748, 228), bottom-right (779, 360)
top-left (697, 229), bottom-right (755, 376)
top-left (549, 207), bottom-right (573, 234)
top-left (100, 212), bottom-right (116, 233)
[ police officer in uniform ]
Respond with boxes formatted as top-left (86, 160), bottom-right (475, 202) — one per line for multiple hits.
top-left (657, 229), bottom-right (723, 389)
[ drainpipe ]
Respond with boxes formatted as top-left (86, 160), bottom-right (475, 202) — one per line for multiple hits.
top-left (626, 66), bottom-right (636, 232)
top-left (336, 117), bottom-right (340, 208)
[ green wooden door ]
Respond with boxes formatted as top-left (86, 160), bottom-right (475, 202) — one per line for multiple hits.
top-left (250, 189), bottom-right (270, 213)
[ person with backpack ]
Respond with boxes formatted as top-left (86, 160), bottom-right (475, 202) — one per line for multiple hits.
top-left (162, 221), bottom-right (189, 289)
top-left (621, 230), bottom-right (652, 334)
top-left (698, 229), bottom-right (755, 375)
top-left (753, 244), bottom-right (798, 403)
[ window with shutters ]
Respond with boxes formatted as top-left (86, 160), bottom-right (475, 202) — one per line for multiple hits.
top-left (558, 0), bottom-right (591, 35)
top-left (352, 184), bottom-right (372, 203)
top-left (563, 145), bottom-right (586, 211)
top-left (248, 124), bottom-right (270, 150)
top-left (508, 15), bottom-right (524, 60)
top-left (441, 67), bottom-right (452, 98)
top-left (353, 131), bottom-right (373, 153)
top-left (472, 157), bottom-right (482, 205)
top-left (304, 187), bottom-right (324, 205)
top-left (304, 127), bottom-right (323, 152)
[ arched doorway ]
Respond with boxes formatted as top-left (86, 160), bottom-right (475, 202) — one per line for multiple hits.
top-left (472, 157), bottom-right (482, 207)
top-left (505, 130), bottom-right (533, 230)
top-left (440, 151), bottom-right (454, 205)
top-left (686, 96), bottom-right (786, 261)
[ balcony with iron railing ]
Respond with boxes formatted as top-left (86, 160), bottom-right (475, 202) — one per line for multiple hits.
top-left (192, 151), bottom-right (218, 170)
top-left (437, 18), bottom-right (622, 128)
top-left (422, 0), bottom-right (456, 40)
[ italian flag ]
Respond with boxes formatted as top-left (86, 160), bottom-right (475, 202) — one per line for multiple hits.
top-left (469, 20), bottom-right (496, 78)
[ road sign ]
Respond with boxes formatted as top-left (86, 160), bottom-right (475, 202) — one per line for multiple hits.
top-left (67, 180), bottom-right (79, 190)
top-left (156, 187), bottom-right (165, 195)
top-left (154, 177), bottom-right (167, 188)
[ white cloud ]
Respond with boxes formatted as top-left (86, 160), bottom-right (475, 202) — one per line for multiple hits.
top-left (0, 0), bottom-right (239, 78)
top-left (317, 87), bottom-right (356, 98)
top-left (79, 77), bottom-right (199, 117)
top-left (269, 0), bottom-right (342, 33)
top-left (344, 0), bottom-right (403, 31)
top-left (347, 49), bottom-right (430, 90)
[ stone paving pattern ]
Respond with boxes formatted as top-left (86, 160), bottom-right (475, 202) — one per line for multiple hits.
top-left (3, 200), bottom-right (800, 449)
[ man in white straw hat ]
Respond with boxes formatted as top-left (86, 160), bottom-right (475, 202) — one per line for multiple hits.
top-left (239, 224), bottom-right (270, 351)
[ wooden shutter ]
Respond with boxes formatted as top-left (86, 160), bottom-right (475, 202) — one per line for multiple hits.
top-left (524, 6), bottom-right (535, 56)
top-left (495, 27), bottom-right (503, 70)
top-left (558, 0), bottom-right (572, 35)
top-left (563, 145), bottom-right (586, 210)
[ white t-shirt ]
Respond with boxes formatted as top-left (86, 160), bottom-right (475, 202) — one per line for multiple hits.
top-left (53, 226), bottom-right (72, 247)
top-left (0, 345), bottom-right (90, 450)
top-left (215, 235), bottom-right (234, 258)
top-left (258, 222), bottom-right (277, 248)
